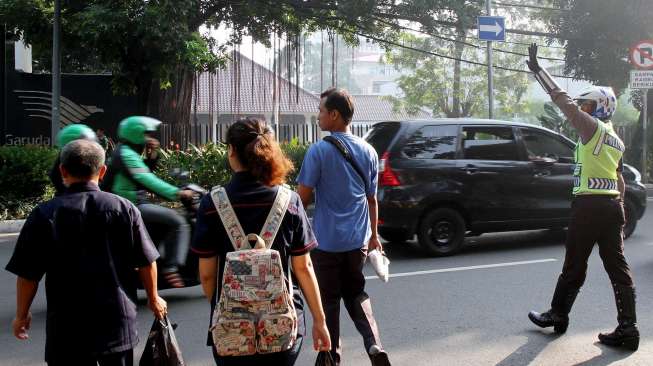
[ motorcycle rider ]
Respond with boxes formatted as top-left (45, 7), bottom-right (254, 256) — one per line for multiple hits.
top-left (526, 44), bottom-right (639, 350)
top-left (50, 124), bottom-right (98, 196)
top-left (104, 116), bottom-right (194, 288)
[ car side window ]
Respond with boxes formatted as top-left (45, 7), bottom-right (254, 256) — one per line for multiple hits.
top-left (402, 125), bottom-right (458, 159)
top-left (462, 126), bottom-right (519, 161)
top-left (520, 128), bottom-right (574, 161)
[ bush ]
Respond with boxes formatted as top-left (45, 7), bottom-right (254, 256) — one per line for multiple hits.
top-left (0, 146), bottom-right (58, 220)
top-left (156, 140), bottom-right (310, 189)
top-left (0, 141), bottom-right (309, 220)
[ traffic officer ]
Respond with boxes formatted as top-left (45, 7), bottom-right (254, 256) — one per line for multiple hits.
top-left (526, 44), bottom-right (639, 351)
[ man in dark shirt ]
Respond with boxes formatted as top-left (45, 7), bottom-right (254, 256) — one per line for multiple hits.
top-left (6, 139), bottom-right (167, 366)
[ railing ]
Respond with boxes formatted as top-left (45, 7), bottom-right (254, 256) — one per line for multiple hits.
top-left (161, 121), bottom-right (377, 147)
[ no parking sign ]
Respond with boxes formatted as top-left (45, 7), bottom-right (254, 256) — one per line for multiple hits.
top-left (630, 40), bottom-right (653, 70)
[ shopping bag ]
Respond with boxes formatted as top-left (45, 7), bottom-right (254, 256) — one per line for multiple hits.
top-left (139, 316), bottom-right (185, 366)
top-left (368, 249), bottom-right (390, 282)
top-left (315, 351), bottom-right (337, 366)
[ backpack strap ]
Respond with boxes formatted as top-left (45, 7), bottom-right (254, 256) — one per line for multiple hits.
top-left (210, 186), bottom-right (249, 251)
top-left (260, 185), bottom-right (292, 249)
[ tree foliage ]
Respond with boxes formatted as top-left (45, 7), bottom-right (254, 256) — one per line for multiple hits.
top-left (385, 33), bottom-right (529, 118)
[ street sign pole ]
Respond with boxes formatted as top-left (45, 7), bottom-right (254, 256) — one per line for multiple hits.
top-left (52, 0), bottom-right (61, 145)
top-left (644, 89), bottom-right (648, 183)
top-left (486, 0), bottom-right (494, 119)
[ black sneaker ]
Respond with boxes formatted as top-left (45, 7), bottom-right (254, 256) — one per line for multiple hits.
top-left (368, 345), bottom-right (391, 366)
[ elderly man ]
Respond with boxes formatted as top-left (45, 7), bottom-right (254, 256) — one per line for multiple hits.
top-left (6, 139), bottom-right (167, 366)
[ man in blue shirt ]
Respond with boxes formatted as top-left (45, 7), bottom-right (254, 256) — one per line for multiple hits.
top-left (298, 88), bottom-right (390, 366)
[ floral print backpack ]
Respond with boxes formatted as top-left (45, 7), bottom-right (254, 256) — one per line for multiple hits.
top-left (209, 185), bottom-right (298, 356)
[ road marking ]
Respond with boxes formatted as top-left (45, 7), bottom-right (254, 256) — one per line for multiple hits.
top-left (0, 233), bottom-right (19, 238)
top-left (365, 258), bottom-right (557, 280)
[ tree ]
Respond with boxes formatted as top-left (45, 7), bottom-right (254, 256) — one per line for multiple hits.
top-left (2, 0), bottom-right (402, 145)
top-left (385, 33), bottom-right (530, 118)
top-left (547, 0), bottom-right (653, 171)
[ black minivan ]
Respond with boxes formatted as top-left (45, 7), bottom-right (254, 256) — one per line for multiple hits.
top-left (365, 119), bottom-right (647, 256)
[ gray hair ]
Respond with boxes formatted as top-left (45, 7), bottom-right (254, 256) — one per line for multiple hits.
top-left (60, 139), bottom-right (105, 178)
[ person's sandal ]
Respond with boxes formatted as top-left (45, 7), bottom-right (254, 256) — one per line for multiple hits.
top-left (163, 271), bottom-right (185, 288)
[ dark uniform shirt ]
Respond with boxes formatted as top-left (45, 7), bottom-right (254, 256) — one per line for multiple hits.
top-left (5, 182), bottom-right (159, 361)
top-left (191, 172), bottom-right (317, 351)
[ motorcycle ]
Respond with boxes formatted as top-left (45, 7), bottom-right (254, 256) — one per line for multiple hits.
top-left (142, 179), bottom-right (208, 290)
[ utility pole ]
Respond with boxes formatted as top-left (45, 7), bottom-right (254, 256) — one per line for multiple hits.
top-left (643, 89), bottom-right (648, 183)
top-left (486, 0), bottom-right (494, 119)
top-left (1, 24), bottom-right (6, 145)
top-left (52, 0), bottom-right (61, 145)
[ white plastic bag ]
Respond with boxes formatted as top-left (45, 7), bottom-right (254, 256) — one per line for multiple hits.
top-left (368, 249), bottom-right (390, 282)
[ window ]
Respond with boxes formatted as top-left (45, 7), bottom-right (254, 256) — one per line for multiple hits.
top-left (402, 125), bottom-right (458, 159)
top-left (520, 128), bottom-right (574, 161)
top-left (462, 126), bottom-right (519, 161)
top-left (365, 122), bottom-right (401, 154)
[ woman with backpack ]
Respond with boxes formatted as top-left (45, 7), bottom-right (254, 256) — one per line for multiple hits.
top-left (192, 117), bottom-right (331, 365)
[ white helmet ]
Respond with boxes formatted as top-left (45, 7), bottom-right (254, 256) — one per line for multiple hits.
top-left (573, 86), bottom-right (617, 120)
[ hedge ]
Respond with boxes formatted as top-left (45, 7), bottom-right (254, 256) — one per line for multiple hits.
top-left (0, 141), bottom-right (309, 220)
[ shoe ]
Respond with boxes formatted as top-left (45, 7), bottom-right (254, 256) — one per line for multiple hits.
top-left (598, 283), bottom-right (639, 351)
top-left (529, 276), bottom-right (579, 334)
top-left (368, 345), bottom-right (391, 366)
top-left (528, 310), bottom-right (569, 334)
top-left (599, 324), bottom-right (639, 351)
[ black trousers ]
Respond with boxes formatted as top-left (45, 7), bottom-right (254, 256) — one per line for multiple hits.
top-left (558, 195), bottom-right (634, 290)
top-left (311, 248), bottom-right (383, 364)
top-left (47, 349), bottom-right (133, 366)
top-left (138, 203), bottom-right (190, 272)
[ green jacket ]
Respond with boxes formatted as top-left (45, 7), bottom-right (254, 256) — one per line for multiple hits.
top-left (108, 144), bottom-right (179, 203)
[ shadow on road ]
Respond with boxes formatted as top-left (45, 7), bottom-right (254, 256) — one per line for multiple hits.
top-left (384, 229), bottom-right (566, 260)
top-left (494, 329), bottom-right (559, 366)
top-left (572, 342), bottom-right (636, 366)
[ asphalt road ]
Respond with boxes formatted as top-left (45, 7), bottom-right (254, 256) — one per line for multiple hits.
top-left (2, 208), bottom-right (653, 365)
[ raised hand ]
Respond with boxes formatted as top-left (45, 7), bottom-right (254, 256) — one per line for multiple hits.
top-left (526, 43), bottom-right (541, 73)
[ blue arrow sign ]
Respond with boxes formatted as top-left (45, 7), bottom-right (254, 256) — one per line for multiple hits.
top-left (478, 16), bottom-right (505, 42)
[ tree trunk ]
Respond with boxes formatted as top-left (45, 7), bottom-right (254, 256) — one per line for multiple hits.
top-left (139, 67), bottom-right (195, 149)
top-left (451, 27), bottom-right (467, 117)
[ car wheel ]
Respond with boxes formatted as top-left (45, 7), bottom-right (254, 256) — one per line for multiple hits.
top-left (418, 208), bottom-right (466, 256)
top-left (379, 230), bottom-right (409, 243)
top-left (623, 198), bottom-right (638, 240)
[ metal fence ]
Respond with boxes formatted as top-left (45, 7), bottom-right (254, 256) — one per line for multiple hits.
top-left (161, 121), bottom-right (376, 147)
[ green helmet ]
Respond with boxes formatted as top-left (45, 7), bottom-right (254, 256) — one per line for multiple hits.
top-left (56, 124), bottom-right (97, 147)
top-left (117, 116), bottom-right (162, 145)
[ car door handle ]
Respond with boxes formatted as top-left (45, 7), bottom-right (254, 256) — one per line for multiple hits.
top-left (534, 170), bottom-right (551, 178)
top-left (460, 165), bottom-right (478, 174)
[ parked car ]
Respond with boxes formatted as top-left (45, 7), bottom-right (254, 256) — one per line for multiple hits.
top-left (365, 119), bottom-right (647, 256)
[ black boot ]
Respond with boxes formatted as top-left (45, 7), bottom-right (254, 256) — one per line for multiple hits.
top-left (529, 276), bottom-right (579, 334)
top-left (599, 283), bottom-right (639, 351)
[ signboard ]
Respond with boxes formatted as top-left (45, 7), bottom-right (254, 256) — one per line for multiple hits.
top-left (630, 40), bottom-right (653, 70)
top-left (630, 70), bottom-right (653, 89)
top-left (477, 16), bottom-right (506, 42)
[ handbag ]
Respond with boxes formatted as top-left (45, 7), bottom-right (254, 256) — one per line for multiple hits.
top-left (315, 351), bottom-right (337, 366)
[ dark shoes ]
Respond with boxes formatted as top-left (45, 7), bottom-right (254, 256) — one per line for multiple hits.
top-left (528, 310), bottom-right (570, 334)
top-left (529, 276), bottom-right (579, 334)
top-left (368, 345), bottom-right (391, 366)
top-left (598, 283), bottom-right (639, 351)
top-left (598, 324), bottom-right (640, 351)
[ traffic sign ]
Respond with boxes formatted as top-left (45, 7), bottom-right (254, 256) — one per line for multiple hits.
top-left (478, 16), bottom-right (505, 42)
top-left (630, 70), bottom-right (653, 89)
top-left (630, 40), bottom-right (653, 70)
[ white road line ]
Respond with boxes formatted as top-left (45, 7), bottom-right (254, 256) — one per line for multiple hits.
top-left (365, 258), bottom-right (558, 280)
top-left (0, 233), bottom-right (19, 238)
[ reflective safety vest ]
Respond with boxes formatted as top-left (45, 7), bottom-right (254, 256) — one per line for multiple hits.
top-left (573, 121), bottom-right (624, 196)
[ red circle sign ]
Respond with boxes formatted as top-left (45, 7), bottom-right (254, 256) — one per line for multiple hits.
top-left (630, 40), bottom-right (653, 70)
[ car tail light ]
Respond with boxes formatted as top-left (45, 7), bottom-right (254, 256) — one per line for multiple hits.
top-left (379, 152), bottom-right (401, 187)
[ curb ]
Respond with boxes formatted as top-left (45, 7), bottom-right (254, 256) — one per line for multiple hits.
top-left (0, 220), bottom-right (25, 234)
